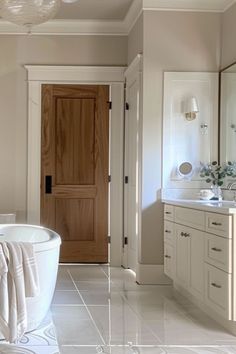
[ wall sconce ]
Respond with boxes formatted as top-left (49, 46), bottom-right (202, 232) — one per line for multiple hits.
top-left (184, 97), bottom-right (199, 121)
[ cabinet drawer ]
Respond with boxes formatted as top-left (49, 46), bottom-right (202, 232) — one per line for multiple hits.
top-left (164, 243), bottom-right (174, 279)
top-left (164, 221), bottom-right (174, 245)
top-left (205, 263), bottom-right (232, 320)
top-left (206, 213), bottom-right (232, 238)
top-left (205, 233), bottom-right (232, 273)
top-left (175, 206), bottom-right (205, 231)
top-left (164, 204), bottom-right (174, 221)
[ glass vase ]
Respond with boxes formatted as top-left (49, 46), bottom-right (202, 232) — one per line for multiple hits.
top-left (211, 185), bottom-right (223, 201)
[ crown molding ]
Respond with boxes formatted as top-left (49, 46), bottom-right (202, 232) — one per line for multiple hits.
top-left (123, 0), bottom-right (143, 33)
top-left (142, 0), bottom-right (236, 12)
top-left (223, 0), bottom-right (236, 11)
top-left (0, 0), bottom-right (235, 35)
top-left (0, 19), bottom-right (127, 36)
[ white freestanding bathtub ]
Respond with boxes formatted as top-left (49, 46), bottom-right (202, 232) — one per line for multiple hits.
top-left (0, 224), bottom-right (61, 336)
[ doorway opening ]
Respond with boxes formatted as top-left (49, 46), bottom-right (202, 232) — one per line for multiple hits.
top-left (26, 65), bottom-right (125, 266)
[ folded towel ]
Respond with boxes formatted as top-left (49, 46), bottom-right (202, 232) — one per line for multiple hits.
top-left (0, 243), bottom-right (9, 340)
top-left (0, 242), bottom-right (40, 343)
top-left (20, 243), bottom-right (39, 298)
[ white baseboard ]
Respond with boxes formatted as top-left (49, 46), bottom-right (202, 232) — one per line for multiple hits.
top-left (136, 264), bottom-right (172, 285)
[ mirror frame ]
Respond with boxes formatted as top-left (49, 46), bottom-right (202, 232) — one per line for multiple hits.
top-left (219, 61), bottom-right (236, 164)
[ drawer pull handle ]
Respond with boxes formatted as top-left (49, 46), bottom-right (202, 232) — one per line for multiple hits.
top-left (212, 222), bottom-right (222, 226)
top-left (211, 282), bottom-right (222, 289)
top-left (211, 247), bottom-right (222, 252)
top-left (165, 212), bottom-right (172, 215)
top-left (165, 230), bottom-right (171, 234)
top-left (165, 255), bottom-right (171, 259)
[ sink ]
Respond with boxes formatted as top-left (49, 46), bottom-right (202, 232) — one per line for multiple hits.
top-left (206, 200), bottom-right (236, 208)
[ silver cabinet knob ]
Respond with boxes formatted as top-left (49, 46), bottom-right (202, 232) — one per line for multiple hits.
top-left (211, 247), bottom-right (222, 252)
top-left (212, 222), bottom-right (222, 226)
top-left (211, 282), bottom-right (222, 289)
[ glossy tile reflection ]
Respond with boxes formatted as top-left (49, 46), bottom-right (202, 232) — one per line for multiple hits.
top-left (53, 264), bottom-right (236, 353)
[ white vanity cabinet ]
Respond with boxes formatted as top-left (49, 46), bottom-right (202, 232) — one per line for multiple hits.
top-left (163, 207), bottom-right (175, 280)
top-left (164, 202), bottom-right (236, 323)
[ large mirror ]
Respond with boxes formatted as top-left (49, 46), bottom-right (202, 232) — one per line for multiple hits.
top-left (220, 62), bottom-right (236, 163)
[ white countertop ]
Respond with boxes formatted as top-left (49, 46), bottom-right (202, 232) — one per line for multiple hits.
top-left (162, 199), bottom-right (236, 214)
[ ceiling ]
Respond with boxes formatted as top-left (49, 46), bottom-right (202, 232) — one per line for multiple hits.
top-left (55, 0), bottom-right (236, 21)
top-left (56, 0), bottom-right (134, 20)
top-left (0, 0), bottom-right (235, 35)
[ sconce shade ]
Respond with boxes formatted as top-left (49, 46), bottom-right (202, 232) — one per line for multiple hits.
top-left (184, 97), bottom-right (199, 121)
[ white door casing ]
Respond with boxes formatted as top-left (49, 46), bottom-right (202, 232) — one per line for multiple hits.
top-left (25, 65), bottom-right (125, 266)
top-left (123, 55), bottom-right (143, 272)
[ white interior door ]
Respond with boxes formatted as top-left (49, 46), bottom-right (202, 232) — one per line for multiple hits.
top-left (124, 73), bottom-right (140, 273)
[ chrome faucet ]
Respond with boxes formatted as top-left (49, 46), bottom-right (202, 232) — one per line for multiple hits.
top-left (227, 181), bottom-right (236, 202)
top-left (227, 181), bottom-right (236, 190)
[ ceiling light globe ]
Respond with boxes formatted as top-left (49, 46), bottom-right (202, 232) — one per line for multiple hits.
top-left (0, 0), bottom-right (61, 27)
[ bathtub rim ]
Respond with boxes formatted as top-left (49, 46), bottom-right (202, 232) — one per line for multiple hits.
top-left (0, 224), bottom-right (61, 252)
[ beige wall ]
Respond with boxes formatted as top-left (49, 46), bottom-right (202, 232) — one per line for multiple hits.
top-left (0, 35), bottom-right (127, 221)
top-left (221, 3), bottom-right (236, 69)
top-left (128, 13), bottom-right (143, 64)
top-left (140, 11), bottom-right (221, 264)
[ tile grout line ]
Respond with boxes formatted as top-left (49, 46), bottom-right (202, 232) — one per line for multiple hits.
top-left (99, 265), bottom-right (213, 345)
top-left (52, 304), bottom-right (109, 307)
top-left (99, 265), bottom-right (164, 345)
top-left (67, 269), bottom-right (106, 346)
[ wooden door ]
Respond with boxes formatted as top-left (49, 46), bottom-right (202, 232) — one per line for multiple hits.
top-left (41, 84), bottom-right (109, 263)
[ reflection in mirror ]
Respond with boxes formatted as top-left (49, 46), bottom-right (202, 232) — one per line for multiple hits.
top-left (220, 63), bottom-right (236, 163)
top-left (177, 162), bottom-right (193, 179)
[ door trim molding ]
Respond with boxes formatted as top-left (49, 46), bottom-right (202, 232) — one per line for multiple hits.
top-left (25, 65), bottom-right (126, 266)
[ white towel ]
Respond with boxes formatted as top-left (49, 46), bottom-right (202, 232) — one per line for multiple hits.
top-left (0, 243), bottom-right (9, 340)
top-left (20, 243), bottom-right (39, 298)
top-left (0, 242), bottom-right (40, 343)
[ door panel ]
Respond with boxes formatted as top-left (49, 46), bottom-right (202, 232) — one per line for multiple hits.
top-left (56, 98), bottom-right (95, 185)
top-left (41, 84), bottom-right (109, 262)
top-left (55, 198), bottom-right (94, 241)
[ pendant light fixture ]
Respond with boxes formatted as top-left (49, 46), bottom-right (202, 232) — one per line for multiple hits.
top-left (0, 0), bottom-right (78, 29)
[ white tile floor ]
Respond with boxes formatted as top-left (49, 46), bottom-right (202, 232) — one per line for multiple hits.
top-left (0, 312), bottom-right (59, 353)
top-left (51, 264), bottom-right (236, 354)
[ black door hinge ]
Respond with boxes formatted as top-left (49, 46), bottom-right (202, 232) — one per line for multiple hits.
top-left (125, 102), bottom-right (129, 110)
top-left (108, 236), bottom-right (111, 244)
top-left (108, 101), bottom-right (112, 110)
top-left (124, 237), bottom-right (128, 245)
top-left (125, 176), bottom-right (129, 184)
top-left (108, 175), bottom-right (111, 183)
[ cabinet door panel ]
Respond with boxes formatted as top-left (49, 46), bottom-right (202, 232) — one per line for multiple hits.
top-left (189, 228), bottom-right (204, 300)
top-left (206, 213), bottom-right (232, 238)
top-left (164, 220), bottom-right (174, 245)
top-left (205, 233), bottom-right (232, 273)
top-left (164, 243), bottom-right (174, 279)
top-left (205, 263), bottom-right (231, 320)
top-left (164, 204), bottom-right (174, 221)
top-left (175, 225), bottom-right (189, 288)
